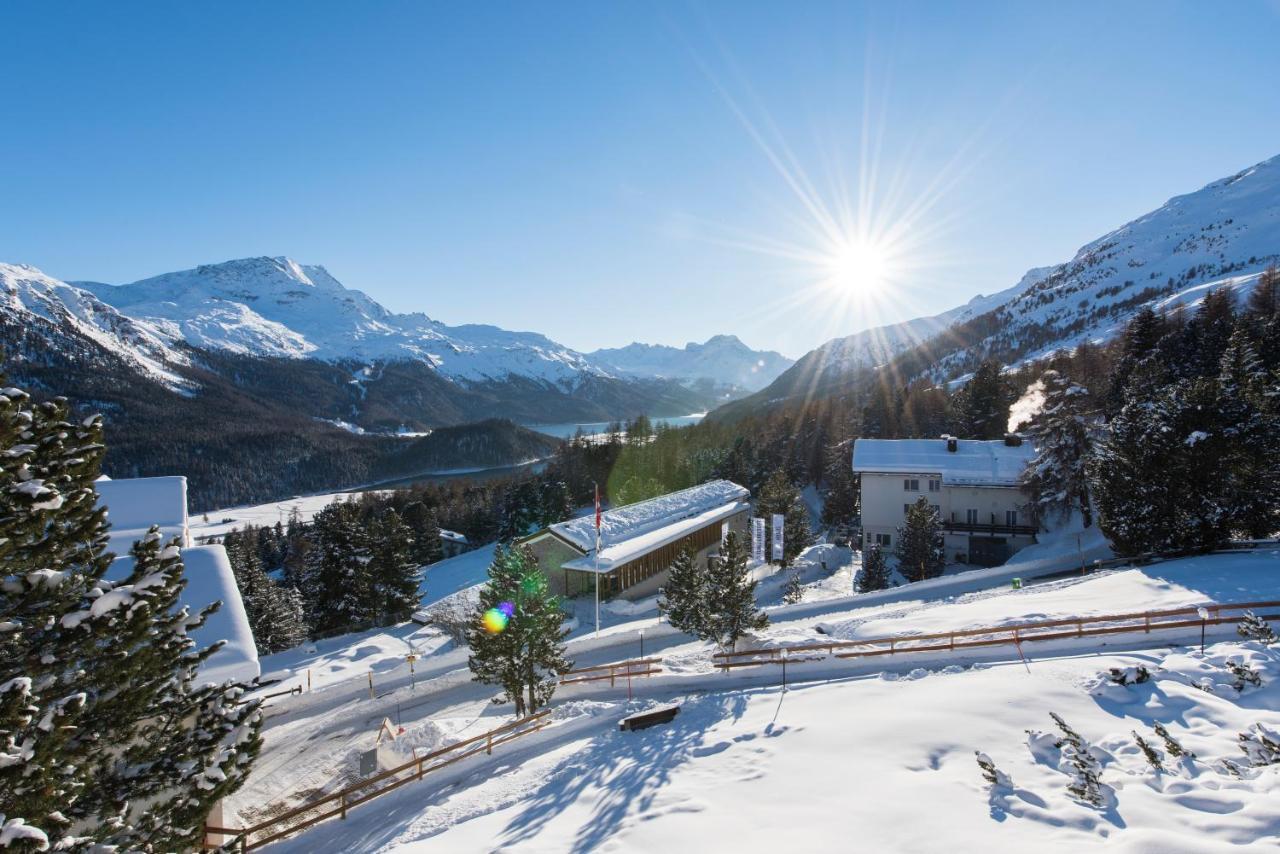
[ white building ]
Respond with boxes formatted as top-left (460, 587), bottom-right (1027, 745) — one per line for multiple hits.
top-left (96, 476), bottom-right (260, 685)
top-left (520, 480), bottom-right (751, 600)
top-left (852, 436), bottom-right (1038, 567)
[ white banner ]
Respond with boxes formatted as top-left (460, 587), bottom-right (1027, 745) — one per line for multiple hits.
top-left (721, 521), bottom-right (729, 544)
top-left (771, 513), bottom-right (784, 561)
top-left (751, 517), bottom-right (766, 563)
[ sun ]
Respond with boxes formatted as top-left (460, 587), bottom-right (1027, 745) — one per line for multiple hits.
top-left (825, 238), bottom-right (890, 293)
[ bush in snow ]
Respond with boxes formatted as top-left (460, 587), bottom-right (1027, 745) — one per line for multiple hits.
top-left (1132, 731), bottom-right (1164, 772)
top-left (1237, 611), bottom-right (1277, 644)
top-left (1107, 665), bottom-right (1151, 686)
top-left (0, 383), bottom-right (262, 850)
top-left (1050, 712), bottom-right (1106, 807)
top-left (1225, 659), bottom-right (1262, 691)
top-left (975, 751), bottom-right (1012, 788)
top-left (782, 569), bottom-right (805, 605)
top-left (857, 544), bottom-right (890, 593)
top-left (1153, 721), bottom-right (1194, 760)
top-left (1238, 723), bottom-right (1280, 767)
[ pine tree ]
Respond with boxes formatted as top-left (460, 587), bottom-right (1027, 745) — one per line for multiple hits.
top-left (1023, 369), bottom-right (1095, 527)
top-left (897, 496), bottom-right (944, 583)
top-left (1133, 731), bottom-right (1164, 772)
top-left (755, 469), bottom-right (813, 567)
top-left (819, 441), bottom-right (860, 544)
top-left (1050, 712), bottom-right (1105, 807)
top-left (1237, 611), bottom-right (1277, 644)
top-left (952, 359), bottom-right (1011, 439)
top-left (782, 569), bottom-right (804, 604)
top-left (1153, 721), bottom-right (1193, 759)
top-left (0, 383), bottom-right (261, 849)
top-left (658, 543), bottom-right (706, 638)
top-left (365, 509), bottom-right (422, 626)
top-left (857, 543), bottom-right (890, 593)
top-left (703, 531), bottom-right (768, 651)
top-left (1104, 307), bottom-right (1167, 418)
top-left (403, 500), bottom-right (445, 566)
top-left (467, 545), bottom-right (571, 716)
top-left (303, 501), bottom-right (370, 636)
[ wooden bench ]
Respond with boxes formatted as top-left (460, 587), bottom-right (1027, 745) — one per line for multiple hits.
top-left (619, 704), bottom-right (680, 732)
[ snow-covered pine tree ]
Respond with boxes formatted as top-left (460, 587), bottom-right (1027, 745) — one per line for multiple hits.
top-left (1132, 731), bottom-right (1164, 772)
top-left (466, 545), bottom-right (570, 716)
top-left (1022, 369), bottom-right (1095, 528)
top-left (704, 531), bottom-right (768, 652)
top-left (302, 501), bottom-right (370, 637)
top-left (755, 469), bottom-right (813, 568)
top-left (366, 509), bottom-right (422, 626)
top-left (1050, 712), bottom-right (1105, 807)
top-left (1237, 610), bottom-right (1277, 644)
top-left (1152, 721), bottom-right (1193, 759)
top-left (658, 543), bottom-right (706, 638)
top-left (975, 751), bottom-right (1012, 788)
top-left (896, 496), bottom-right (944, 583)
top-left (1216, 327), bottom-right (1280, 539)
top-left (1103, 306), bottom-right (1167, 418)
top-left (782, 569), bottom-right (804, 604)
top-left (1226, 659), bottom-right (1262, 691)
top-left (857, 543), bottom-right (890, 593)
top-left (536, 479), bottom-right (573, 528)
top-left (0, 383), bottom-right (261, 850)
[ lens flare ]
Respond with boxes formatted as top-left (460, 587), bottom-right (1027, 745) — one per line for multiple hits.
top-left (482, 607), bottom-right (510, 634)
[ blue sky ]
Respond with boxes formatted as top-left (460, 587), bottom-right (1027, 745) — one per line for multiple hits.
top-left (3, 2), bottom-right (1279, 358)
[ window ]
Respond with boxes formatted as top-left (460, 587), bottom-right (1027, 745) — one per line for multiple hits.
top-left (904, 503), bottom-right (913, 516)
top-left (903, 478), bottom-right (919, 492)
top-left (928, 479), bottom-right (941, 493)
top-left (966, 509), bottom-right (979, 525)
top-left (1006, 510), bottom-right (1018, 527)
top-left (868, 532), bottom-right (892, 547)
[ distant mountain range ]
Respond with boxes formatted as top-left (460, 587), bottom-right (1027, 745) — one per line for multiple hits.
top-left (588, 335), bottom-right (791, 393)
top-left (714, 152), bottom-right (1280, 419)
top-left (0, 256), bottom-right (781, 507)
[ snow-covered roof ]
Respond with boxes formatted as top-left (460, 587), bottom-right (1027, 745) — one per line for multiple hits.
top-left (548, 480), bottom-right (750, 573)
top-left (852, 438), bottom-right (1035, 487)
top-left (106, 544), bottom-right (259, 685)
top-left (95, 476), bottom-right (190, 555)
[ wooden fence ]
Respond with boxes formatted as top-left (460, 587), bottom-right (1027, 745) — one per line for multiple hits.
top-left (558, 657), bottom-right (663, 686)
top-left (203, 709), bottom-right (553, 851)
top-left (711, 600), bottom-right (1280, 671)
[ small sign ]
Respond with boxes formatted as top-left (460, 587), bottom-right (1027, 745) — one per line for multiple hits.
top-left (751, 517), bottom-right (766, 563)
top-left (771, 513), bottom-right (784, 561)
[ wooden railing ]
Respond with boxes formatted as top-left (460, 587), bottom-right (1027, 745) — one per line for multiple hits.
top-left (558, 657), bottom-right (662, 686)
top-left (711, 600), bottom-right (1280, 671)
top-left (204, 709), bottom-right (552, 851)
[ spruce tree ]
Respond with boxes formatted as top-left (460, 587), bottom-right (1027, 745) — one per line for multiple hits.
top-left (952, 359), bottom-right (1011, 439)
top-left (302, 501), bottom-right (370, 636)
top-left (467, 545), bottom-right (570, 716)
top-left (403, 500), bottom-right (445, 566)
top-left (366, 509), bottom-right (422, 626)
top-left (0, 383), bottom-right (261, 850)
top-left (896, 496), bottom-right (945, 582)
top-left (857, 543), bottom-right (890, 592)
top-left (755, 469), bottom-right (814, 567)
top-left (658, 543), bottom-right (706, 638)
top-left (703, 531), bottom-right (768, 651)
top-left (1022, 369), bottom-right (1095, 527)
top-left (782, 569), bottom-right (804, 604)
top-left (819, 441), bottom-right (860, 545)
top-left (1104, 307), bottom-right (1166, 418)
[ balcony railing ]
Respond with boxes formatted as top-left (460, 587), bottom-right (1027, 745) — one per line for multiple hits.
top-left (941, 519), bottom-right (1039, 537)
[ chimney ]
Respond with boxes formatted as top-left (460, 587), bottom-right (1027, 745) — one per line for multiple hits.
top-left (1003, 433), bottom-right (1023, 447)
top-left (946, 437), bottom-right (958, 453)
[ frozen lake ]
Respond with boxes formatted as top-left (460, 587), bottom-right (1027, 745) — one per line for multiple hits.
top-left (527, 412), bottom-right (706, 439)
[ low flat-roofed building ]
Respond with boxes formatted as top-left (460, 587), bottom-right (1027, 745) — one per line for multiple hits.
top-left (852, 436), bottom-right (1039, 567)
top-left (521, 480), bottom-right (751, 600)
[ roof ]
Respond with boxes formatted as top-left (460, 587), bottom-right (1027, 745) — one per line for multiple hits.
top-left (95, 476), bottom-right (189, 555)
top-left (851, 438), bottom-right (1036, 487)
top-left (106, 544), bottom-right (260, 685)
top-left (549, 480), bottom-right (750, 573)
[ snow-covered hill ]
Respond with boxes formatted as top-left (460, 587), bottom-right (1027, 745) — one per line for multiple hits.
top-left (588, 335), bottom-right (792, 392)
top-left (79, 256), bottom-right (606, 385)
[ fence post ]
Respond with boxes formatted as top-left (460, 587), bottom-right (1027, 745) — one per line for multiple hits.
top-left (486, 732), bottom-right (493, 755)
top-left (1144, 613), bottom-right (1151, 633)
top-left (949, 632), bottom-right (954, 652)
top-left (340, 792), bottom-right (347, 820)
top-left (1076, 620), bottom-right (1082, 638)
top-left (367, 672), bottom-right (374, 701)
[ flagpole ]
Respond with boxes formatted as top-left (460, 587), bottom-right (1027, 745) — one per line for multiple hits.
top-left (594, 482), bottom-right (601, 639)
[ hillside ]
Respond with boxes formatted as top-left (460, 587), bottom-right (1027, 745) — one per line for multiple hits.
top-left (715, 153), bottom-right (1280, 420)
top-left (374, 420), bottom-right (560, 480)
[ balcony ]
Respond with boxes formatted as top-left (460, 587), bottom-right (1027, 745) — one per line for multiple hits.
top-left (942, 512), bottom-right (1038, 538)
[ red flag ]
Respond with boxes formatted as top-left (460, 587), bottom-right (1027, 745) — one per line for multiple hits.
top-left (594, 483), bottom-right (602, 532)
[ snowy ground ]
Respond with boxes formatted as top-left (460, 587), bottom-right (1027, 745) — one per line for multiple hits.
top-left (228, 548), bottom-right (1280, 852)
top-left (191, 490), bottom-right (381, 541)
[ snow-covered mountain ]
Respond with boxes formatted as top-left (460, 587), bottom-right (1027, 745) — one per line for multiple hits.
top-left (716, 152), bottom-right (1280, 418)
top-left (588, 335), bottom-right (792, 392)
top-left (78, 256), bottom-right (605, 385)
